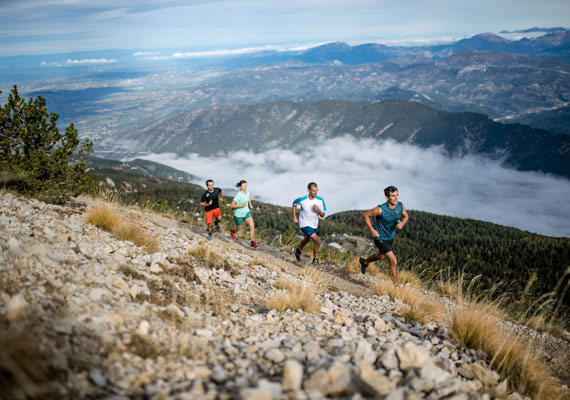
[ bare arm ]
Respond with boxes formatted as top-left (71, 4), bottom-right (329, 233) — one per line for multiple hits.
top-left (200, 200), bottom-right (212, 207)
top-left (312, 204), bottom-right (325, 218)
top-left (292, 204), bottom-right (298, 224)
top-left (219, 190), bottom-right (223, 203)
top-left (230, 200), bottom-right (246, 209)
top-left (362, 206), bottom-right (382, 238)
top-left (248, 195), bottom-right (253, 212)
top-left (396, 204), bottom-right (409, 230)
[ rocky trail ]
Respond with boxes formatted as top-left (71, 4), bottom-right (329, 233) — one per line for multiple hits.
top-left (0, 191), bottom-right (567, 400)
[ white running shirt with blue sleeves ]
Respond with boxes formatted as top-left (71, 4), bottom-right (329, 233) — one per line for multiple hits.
top-left (293, 195), bottom-right (327, 229)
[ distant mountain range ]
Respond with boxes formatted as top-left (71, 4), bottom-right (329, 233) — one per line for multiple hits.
top-left (123, 51), bottom-right (568, 132)
top-left (3, 28), bottom-right (565, 141)
top-left (109, 99), bottom-right (570, 179)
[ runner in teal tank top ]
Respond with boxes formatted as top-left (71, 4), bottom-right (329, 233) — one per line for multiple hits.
top-left (230, 180), bottom-right (259, 249)
top-left (360, 186), bottom-right (409, 284)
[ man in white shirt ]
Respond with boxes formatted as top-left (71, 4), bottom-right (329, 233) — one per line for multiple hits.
top-left (292, 182), bottom-right (327, 265)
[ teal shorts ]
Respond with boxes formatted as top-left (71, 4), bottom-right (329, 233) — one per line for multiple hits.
top-left (233, 211), bottom-right (252, 226)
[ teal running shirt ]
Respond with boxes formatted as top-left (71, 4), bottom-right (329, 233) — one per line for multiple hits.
top-left (374, 202), bottom-right (403, 240)
top-left (232, 190), bottom-right (251, 218)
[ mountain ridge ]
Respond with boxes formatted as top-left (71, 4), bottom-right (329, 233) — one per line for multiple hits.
top-left (108, 99), bottom-right (570, 179)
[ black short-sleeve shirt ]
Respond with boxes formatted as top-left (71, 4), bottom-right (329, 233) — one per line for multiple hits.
top-left (201, 188), bottom-right (222, 211)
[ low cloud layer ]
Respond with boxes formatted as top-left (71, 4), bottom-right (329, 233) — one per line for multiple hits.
top-left (139, 136), bottom-right (570, 238)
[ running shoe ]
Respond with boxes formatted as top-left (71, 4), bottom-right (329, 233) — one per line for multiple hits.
top-left (208, 233), bottom-right (213, 241)
top-left (312, 258), bottom-right (320, 265)
top-left (230, 228), bottom-right (236, 240)
top-left (359, 257), bottom-right (368, 274)
top-left (294, 248), bottom-right (301, 262)
top-left (215, 223), bottom-right (221, 232)
top-left (250, 241), bottom-right (259, 249)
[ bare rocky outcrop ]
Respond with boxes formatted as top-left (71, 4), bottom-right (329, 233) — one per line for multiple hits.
top-left (0, 191), bottom-right (558, 399)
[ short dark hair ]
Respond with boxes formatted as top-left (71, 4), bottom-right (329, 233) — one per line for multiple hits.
top-left (236, 179), bottom-right (247, 188)
top-left (384, 186), bottom-right (398, 197)
top-left (308, 182), bottom-right (318, 189)
top-left (206, 179), bottom-right (213, 186)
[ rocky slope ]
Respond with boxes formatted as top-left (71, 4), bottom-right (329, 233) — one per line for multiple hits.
top-left (0, 191), bottom-right (566, 399)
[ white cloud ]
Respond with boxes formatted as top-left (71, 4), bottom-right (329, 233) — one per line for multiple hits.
top-left (137, 136), bottom-right (570, 238)
top-left (65, 58), bottom-right (117, 64)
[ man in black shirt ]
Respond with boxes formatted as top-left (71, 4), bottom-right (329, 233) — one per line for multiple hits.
top-left (200, 179), bottom-right (223, 240)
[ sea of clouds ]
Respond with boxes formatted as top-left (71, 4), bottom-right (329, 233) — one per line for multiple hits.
top-left (139, 136), bottom-right (570, 238)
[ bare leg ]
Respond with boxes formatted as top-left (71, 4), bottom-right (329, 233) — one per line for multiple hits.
top-left (365, 252), bottom-right (385, 265)
top-left (384, 251), bottom-right (398, 284)
top-left (245, 217), bottom-right (255, 241)
top-left (297, 235), bottom-right (311, 251)
top-left (311, 234), bottom-right (321, 259)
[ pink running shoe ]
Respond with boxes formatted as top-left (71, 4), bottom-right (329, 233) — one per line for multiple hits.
top-left (230, 229), bottom-right (236, 240)
top-left (250, 241), bottom-right (259, 249)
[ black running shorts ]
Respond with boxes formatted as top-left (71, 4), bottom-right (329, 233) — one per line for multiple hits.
top-left (373, 238), bottom-right (393, 254)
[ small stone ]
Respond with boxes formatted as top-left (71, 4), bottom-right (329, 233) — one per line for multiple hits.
top-left (89, 369), bottom-right (107, 387)
top-left (257, 379), bottom-right (282, 398)
top-left (282, 359), bottom-right (303, 391)
top-left (240, 388), bottom-right (273, 400)
top-left (326, 361), bottom-right (354, 396)
top-left (55, 325), bottom-right (73, 335)
top-left (303, 369), bottom-right (329, 395)
top-left (137, 320), bottom-right (150, 336)
top-left (4, 294), bottom-right (29, 321)
top-left (194, 367), bottom-right (212, 379)
top-left (149, 263), bottom-right (163, 274)
top-left (89, 288), bottom-right (103, 302)
top-left (112, 277), bottom-right (129, 293)
top-left (396, 342), bottom-right (429, 370)
top-left (356, 362), bottom-right (396, 396)
top-left (381, 350), bottom-right (399, 370)
top-left (385, 387), bottom-right (405, 400)
top-left (129, 285), bottom-right (139, 299)
top-left (264, 348), bottom-right (283, 363)
top-left (374, 318), bottom-right (388, 332)
top-left (196, 329), bottom-right (213, 338)
top-left (458, 362), bottom-right (499, 386)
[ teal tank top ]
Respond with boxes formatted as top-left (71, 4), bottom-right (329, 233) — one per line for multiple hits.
top-left (374, 202), bottom-right (403, 240)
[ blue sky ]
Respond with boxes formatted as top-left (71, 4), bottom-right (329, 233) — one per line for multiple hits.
top-left (1, 0), bottom-right (569, 57)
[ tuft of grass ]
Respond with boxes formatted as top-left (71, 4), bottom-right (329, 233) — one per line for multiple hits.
top-left (397, 269), bottom-right (423, 288)
top-left (376, 280), bottom-right (445, 323)
top-left (526, 315), bottom-right (569, 341)
top-left (296, 267), bottom-right (323, 284)
top-left (449, 305), bottom-right (568, 400)
top-left (187, 247), bottom-right (235, 274)
top-left (86, 202), bottom-right (160, 252)
top-left (267, 281), bottom-right (320, 313)
top-left (273, 278), bottom-right (294, 290)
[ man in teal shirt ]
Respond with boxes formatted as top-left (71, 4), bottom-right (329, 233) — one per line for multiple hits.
top-left (360, 186), bottom-right (409, 284)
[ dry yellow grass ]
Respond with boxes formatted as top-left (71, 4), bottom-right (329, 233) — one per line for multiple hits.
top-left (187, 247), bottom-right (232, 271)
top-left (296, 267), bottom-right (322, 283)
top-left (267, 281), bottom-right (320, 313)
top-left (397, 269), bottom-right (423, 288)
top-left (449, 305), bottom-right (568, 400)
top-left (273, 278), bottom-right (294, 290)
top-left (86, 203), bottom-right (160, 252)
top-left (376, 280), bottom-right (446, 323)
top-left (526, 315), bottom-right (569, 341)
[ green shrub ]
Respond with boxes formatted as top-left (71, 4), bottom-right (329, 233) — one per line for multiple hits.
top-left (0, 85), bottom-right (93, 203)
